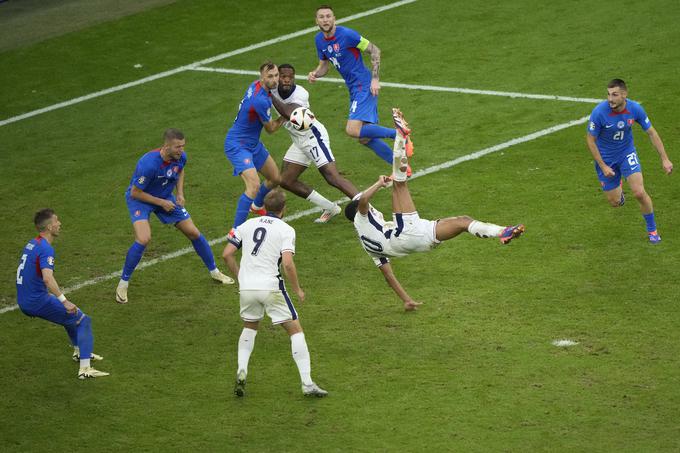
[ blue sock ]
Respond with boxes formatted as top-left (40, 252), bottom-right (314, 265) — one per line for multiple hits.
top-left (192, 234), bottom-right (217, 271)
top-left (122, 241), bottom-right (146, 281)
top-left (233, 193), bottom-right (254, 228)
top-left (64, 324), bottom-right (78, 346)
top-left (363, 139), bottom-right (393, 164)
top-left (643, 212), bottom-right (657, 232)
top-left (360, 124), bottom-right (396, 140)
top-left (76, 315), bottom-right (94, 360)
top-left (253, 183), bottom-right (272, 208)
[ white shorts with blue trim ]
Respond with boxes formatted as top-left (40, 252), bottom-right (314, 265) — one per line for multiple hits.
top-left (389, 212), bottom-right (439, 255)
top-left (283, 122), bottom-right (334, 169)
top-left (239, 289), bottom-right (298, 324)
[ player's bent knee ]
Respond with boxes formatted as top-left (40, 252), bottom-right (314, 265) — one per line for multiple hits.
top-left (76, 313), bottom-right (90, 326)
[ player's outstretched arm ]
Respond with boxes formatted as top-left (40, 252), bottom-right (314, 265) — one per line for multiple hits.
top-left (378, 263), bottom-right (421, 311)
top-left (41, 268), bottom-right (78, 314)
top-left (586, 134), bottom-right (615, 177)
top-left (221, 243), bottom-right (240, 279)
top-left (357, 175), bottom-right (391, 215)
top-left (270, 93), bottom-right (300, 120)
top-left (175, 169), bottom-right (186, 206)
top-left (308, 60), bottom-right (329, 83)
top-left (646, 127), bottom-right (673, 174)
top-left (281, 251), bottom-right (304, 302)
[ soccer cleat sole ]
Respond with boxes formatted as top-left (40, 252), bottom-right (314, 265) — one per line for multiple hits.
top-left (500, 224), bottom-right (525, 245)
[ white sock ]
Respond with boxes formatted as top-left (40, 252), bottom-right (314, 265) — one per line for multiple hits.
top-left (468, 220), bottom-right (504, 238)
top-left (80, 358), bottom-right (90, 368)
top-left (237, 328), bottom-right (257, 376)
top-left (290, 332), bottom-right (313, 386)
top-left (117, 279), bottom-right (128, 289)
top-left (306, 190), bottom-right (336, 211)
top-left (210, 268), bottom-right (221, 276)
top-left (392, 134), bottom-right (408, 182)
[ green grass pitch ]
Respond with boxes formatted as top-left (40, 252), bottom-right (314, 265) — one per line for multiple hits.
top-left (1, 0), bottom-right (680, 451)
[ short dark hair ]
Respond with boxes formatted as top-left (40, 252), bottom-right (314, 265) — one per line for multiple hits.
top-left (163, 128), bottom-right (184, 142)
top-left (260, 60), bottom-right (277, 73)
top-left (316, 5), bottom-right (333, 13)
top-left (344, 199), bottom-right (359, 222)
top-left (34, 208), bottom-right (55, 231)
top-left (264, 190), bottom-right (286, 213)
top-left (278, 63), bottom-right (295, 73)
top-left (607, 79), bottom-right (627, 91)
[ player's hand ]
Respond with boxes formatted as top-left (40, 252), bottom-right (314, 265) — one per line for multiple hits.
top-left (377, 175), bottom-right (392, 187)
top-left (307, 71), bottom-right (318, 83)
top-left (370, 78), bottom-right (380, 96)
top-left (295, 287), bottom-right (305, 302)
top-left (175, 194), bottom-right (185, 207)
top-left (600, 164), bottom-right (615, 178)
top-left (662, 158), bottom-right (673, 174)
top-left (404, 300), bottom-right (422, 311)
top-left (62, 300), bottom-right (78, 314)
top-left (160, 199), bottom-right (176, 212)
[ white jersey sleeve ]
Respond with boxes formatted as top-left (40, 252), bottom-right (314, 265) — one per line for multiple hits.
top-left (353, 207), bottom-right (393, 267)
top-left (234, 216), bottom-right (296, 290)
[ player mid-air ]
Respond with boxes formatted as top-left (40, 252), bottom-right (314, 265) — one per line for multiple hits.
top-left (271, 63), bottom-right (359, 223)
top-left (308, 5), bottom-right (413, 175)
top-left (115, 128), bottom-right (233, 304)
top-left (16, 209), bottom-right (109, 379)
top-left (586, 79), bottom-right (672, 243)
top-left (345, 110), bottom-right (525, 311)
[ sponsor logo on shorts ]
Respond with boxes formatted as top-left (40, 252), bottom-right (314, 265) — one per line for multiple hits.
top-left (244, 158), bottom-right (251, 164)
top-left (134, 210), bottom-right (141, 217)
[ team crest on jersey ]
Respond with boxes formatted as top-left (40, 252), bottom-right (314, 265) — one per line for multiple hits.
top-left (333, 43), bottom-right (340, 52)
top-left (134, 210), bottom-right (141, 217)
top-left (166, 169), bottom-right (173, 177)
top-left (47, 256), bottom-right (54, 266)
top-left (327, 45), bottom-right (333, 52)
top-left (617, 121), bottom-right (625, 129)
top-left (138, 176), bottom-right (146, 184)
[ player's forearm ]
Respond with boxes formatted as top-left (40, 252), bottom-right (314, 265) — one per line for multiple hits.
top-left (263, 118), bottom-right (284, 134)
top-left (43, 274), bottom-right (64, 299)
top-left (649, 132), bottom-right (669, 160)
top-left (271, 94), bottom-right (295, 119)
top-left (313, 62), bottom-right (329, 78)
top-left (282, 263), bottom-right (302, 293)
top-left (381, 266), bottom-right (411, 303)
top-left (586, 137), bottom-right (606, 167)
top-left (175, 172), bottom-right (185, 197)
top-left (223, 255), bottom-right (239, 279)
top-left (358, 180), bottom-right (382, 213)
top-left (366, 43), bottom-right (381, 80)
top-left (132, 188), bottom-right (167, 207)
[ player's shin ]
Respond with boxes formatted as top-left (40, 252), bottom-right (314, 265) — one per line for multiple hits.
top-left (122, 241), bottom-right (146, 281)
top-left (290, 332), bottom-right (313, 386)
top-left (237, 328), bottom-right (257, 375)
top-left (76, 315), bottom-right (94, 365)
top-left (467, 220), bottom-right (504, 238)
top-left (392, 134), bottom-right (409, 182)
top-left (363, 139), bottom-right (393, 164)
top-left (191, 235), bottom-right (217, 271)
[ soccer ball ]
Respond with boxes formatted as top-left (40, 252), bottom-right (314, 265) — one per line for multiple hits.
top-left (289, 107), bottom-right (315, 131)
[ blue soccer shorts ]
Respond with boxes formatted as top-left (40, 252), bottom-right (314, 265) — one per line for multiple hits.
top-left (348, 86), bottom-right (379, 124)
top-left (126, 195), bottom-right (191, 224)
top-left (19, 295), bottom-right (84, 327)
top-left (224, 141), bottom-right (270, 176)
top-left (595, 150), bottom-right (642, 191)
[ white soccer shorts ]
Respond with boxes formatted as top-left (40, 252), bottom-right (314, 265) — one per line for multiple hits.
top-left (388, 211), bottom-right (440, 255)
top-left (283, 123), bottom-right (335, 169)
top-left (239, 290), bottom-right (298, 324)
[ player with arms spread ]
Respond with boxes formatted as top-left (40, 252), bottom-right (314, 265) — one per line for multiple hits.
top-left (308, 5), bottom-right (413, 174)
top-left (345, 111), bottom-right (525, 311)
top-left (271, 63), bottom-right (359, 223)
top-left (16, 209), bottom-right (109, 379)
top-left (225, 61), bottom-right (285, 230)
top-left (222, 190), bottom-right (328, 397)
top-left (586, 78), bottom-right (672, 243)
top-left (115, 128), bottom-right (233, 304)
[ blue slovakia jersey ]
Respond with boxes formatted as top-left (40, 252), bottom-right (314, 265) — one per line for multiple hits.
top-left (315, 26), bottom-right (371, 91)
top-left (225, 80), bottom-right (273, 148)
top-left (587, 100), bottom-right (652, 160)
top-left (126, 150), bottom-right (187, 200)
top-left (16, 237), bottom-right (55, 305)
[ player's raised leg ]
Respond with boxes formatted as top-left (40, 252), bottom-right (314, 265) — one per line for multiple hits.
top-left (435, 216), bottom-right (525, 244)
top-left (175, 219), bottom-right (233, 284)
top-left (280, 161), bottom-right (340, 224)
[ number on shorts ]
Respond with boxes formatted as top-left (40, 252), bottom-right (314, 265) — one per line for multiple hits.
top-left (360, 235), bottom-right (383, 253)
top-left (613, 130), bottom-right (625, 141)
top-left (16, 253), bottom-right (27, 285)
top-left (627, 152), bottom-right (639, 166)
top-left (252, 227), bottom-right (267, 255)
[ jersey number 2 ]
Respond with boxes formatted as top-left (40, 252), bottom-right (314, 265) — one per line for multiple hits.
top-left (16, 253), bottom-right (27, 285)
top-left (251, 227), bottom-right (267, 256)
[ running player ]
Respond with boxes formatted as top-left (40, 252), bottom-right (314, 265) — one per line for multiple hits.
top-left (16, 209), bottom-right (109, 379)
top-left (115, 128), bottom-right (233, 304)
top-left (308, 5), bottom-right (413, 174)
top-left (586, 79), bottom-right (672, 243)
top-left (271, 63), bottom-right (359, 223)
top-left (224, 61), bottom-right (284, 230)
top-left (222, 190), bottom-right (328, 397)
top-left (345, 110), bottom-right (524, 311)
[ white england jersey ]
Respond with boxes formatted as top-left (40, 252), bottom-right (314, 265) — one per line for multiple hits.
top-left (353, 206), bottom-right (400, 266)
top-left (229, 215), bottom-right (296, 290)
top-left (280, 85), bottom-right (318, 144)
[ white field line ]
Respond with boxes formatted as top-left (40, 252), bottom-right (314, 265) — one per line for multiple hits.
top-left (190, 66), bottom-right (601, 104)
top-left (0, 114), bottom-right (589, 315)
top-left (0, 0), bottom-right (417, 128)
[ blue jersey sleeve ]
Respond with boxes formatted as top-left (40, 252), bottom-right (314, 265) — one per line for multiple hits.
top-left (587, 108), bottom-right (602, 137)
top-left (315, 34), bottom-right (326, 60)
top-left (342, 27), bottom-right (362, 48)
top-left (38, 242), bottom-right (55, 271)
top-left (633, 103), bottom-right (652, 131)
top-left (132, 159), bottom-right (156, 191)
top-left (254, 96), bottom-right (272, 123)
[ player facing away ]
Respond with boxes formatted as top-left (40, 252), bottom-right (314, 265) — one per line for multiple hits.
top-left (586, 79), bottom-right (673, 243)
top-left (222, 190), bottom-right (328, 397)
top-left (271, 63), bottom-right (359, 223)
top-left (224, 61), bottom-right (285, 231)
top-left (16, 209), bottom-right (109, 379)
top-left (308, 5), bottom-right (413, 175)
top-left (115, 128), bottom-right (233, 304)
top-left (344, 113), bottom-right (525, 311)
